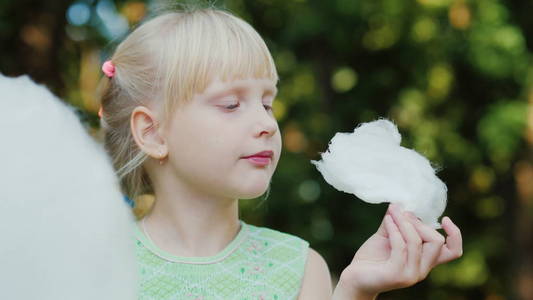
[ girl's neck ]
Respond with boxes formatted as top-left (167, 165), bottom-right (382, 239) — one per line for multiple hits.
top-left (142, 186), bottom-right (241, 258)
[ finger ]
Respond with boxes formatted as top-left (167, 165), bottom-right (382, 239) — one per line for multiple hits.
top-left (389, 205), bottom-right (422, 275)
top-left (435, 216), bottom-right (463, 264)
top-left (376, 204), bottom-right (394, 238)
top-left (404, 212), bottom-right (445, 275)
top-left (384, 214), bottom-right (406, 267)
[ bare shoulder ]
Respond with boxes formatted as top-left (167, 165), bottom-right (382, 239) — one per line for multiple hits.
top-left (297, 247), bottom-right (332, 300)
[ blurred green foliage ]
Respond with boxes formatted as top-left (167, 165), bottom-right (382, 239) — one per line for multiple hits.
top-left (1, 0), bottom-right (532, 299)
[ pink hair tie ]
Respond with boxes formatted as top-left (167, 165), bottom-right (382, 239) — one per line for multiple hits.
top-left (102, 60), bottom-right (115, 78)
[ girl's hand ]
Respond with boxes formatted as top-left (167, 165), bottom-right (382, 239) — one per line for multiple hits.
top-left (333, 203), bottom-right (463, 299)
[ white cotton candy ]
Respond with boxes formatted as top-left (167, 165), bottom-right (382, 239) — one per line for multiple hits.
top-left (311, 119), bottom-right (447, 229)
top-left (0, 74), bottom-right (138, 299)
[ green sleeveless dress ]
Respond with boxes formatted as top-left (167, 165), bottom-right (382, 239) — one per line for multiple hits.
top-left (134, 220), bottom-right (310, 300)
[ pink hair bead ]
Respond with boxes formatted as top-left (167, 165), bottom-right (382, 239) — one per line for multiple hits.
top-left (101, 60), bottom-right (115, 78)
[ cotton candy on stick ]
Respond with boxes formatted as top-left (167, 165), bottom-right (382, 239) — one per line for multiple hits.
top-left (311, 119), bottom-right (447, 229)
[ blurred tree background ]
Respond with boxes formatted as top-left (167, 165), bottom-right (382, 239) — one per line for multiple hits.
top-left (1, 0), bottom-right (532, 299)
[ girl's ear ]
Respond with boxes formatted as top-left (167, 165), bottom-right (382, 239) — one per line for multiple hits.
top-left (130, 106), bottom-right (168, 159)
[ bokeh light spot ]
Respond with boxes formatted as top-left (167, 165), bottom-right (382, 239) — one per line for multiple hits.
top-left (298, 180), bottom-right (321, 202)
top-left (273, 101), bottom-right (287, 121)
top-left (428, 64), bottom-right (454, 100)
top-left (310, 216), bottom-right (333, 241)
top-left (331, 67), bottom-right (358, 93)
top-left (362, 23), bottom-right (399, 50)
top-left (412, 17), bottom-right (437, 42)
top-left (121, 2), bottom-right (146, 25)
top-left (67, 2), bottom-right (91, 26)
top-left (283, 123), bottom-right (308, 153)
top-left (476, 196), bottom-right (505, 218)
top-left (469, 165), bottom-right (495, 193)
top-left (449, 0), bottom-right (471, 29)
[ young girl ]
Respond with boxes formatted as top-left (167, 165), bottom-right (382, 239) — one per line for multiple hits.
top-left (98, 7), bottom-right (463, 300)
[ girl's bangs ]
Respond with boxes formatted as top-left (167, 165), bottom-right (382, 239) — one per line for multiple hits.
top-left (189, 13), bottom-right (278, 94)
top-left (162, 10), bottom-right (278, 115)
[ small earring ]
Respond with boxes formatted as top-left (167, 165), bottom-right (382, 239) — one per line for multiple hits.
top-left (159, 151), bottom-right (165, 165)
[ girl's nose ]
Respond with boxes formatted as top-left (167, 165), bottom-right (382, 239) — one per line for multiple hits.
top-left (254, 104), bottom-right (278, 138)
top-left (257, 123), bottom-right (277, 138)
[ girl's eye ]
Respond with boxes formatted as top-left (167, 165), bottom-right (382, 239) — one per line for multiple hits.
top-left (224, 103), bottom-right (240, 110)
top-left (222, 103), bottom-right (273, 111)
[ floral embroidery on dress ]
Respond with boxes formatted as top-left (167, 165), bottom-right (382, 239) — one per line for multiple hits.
top-left (135, 221), bottom-right (309, 300)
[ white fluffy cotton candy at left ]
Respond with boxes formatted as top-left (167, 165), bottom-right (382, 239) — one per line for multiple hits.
top-left (311, 119), bottom-right (447, 229)
top-left (0, 74), bottom-right (138, 299)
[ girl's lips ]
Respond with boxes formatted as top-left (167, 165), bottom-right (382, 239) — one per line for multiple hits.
top-left (244, 156), bottom-right (271, 166)
top-left (243, 150), bottom-right (273, 158)
top-left (242, 150), bottom-right (273, 166)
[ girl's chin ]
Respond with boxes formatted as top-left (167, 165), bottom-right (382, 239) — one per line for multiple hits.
top-left (236, 190), bottom-right (266, 199)
top-left (236, 184), bottom-right (270, 200)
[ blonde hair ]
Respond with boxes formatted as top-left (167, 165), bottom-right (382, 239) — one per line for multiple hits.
top-left (98, 7), bottom-right (278, 217)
